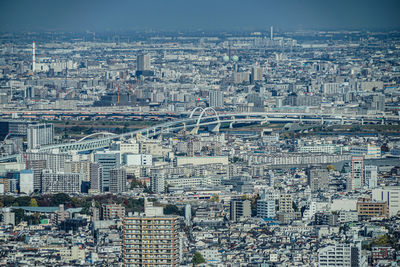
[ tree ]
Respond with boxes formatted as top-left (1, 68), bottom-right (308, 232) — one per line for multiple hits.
top-left (15, 196), bottom-right (31, 207)
top-left (14, 209), bottom-right (25, 224)
top-left (51, 193), bottom-right (72, 206)
top-left (210, 194), bottom-right (219, 203)
top-left (164, 204), bottom-right (184, 216)
top-left (29, 198), bottom-right (38, 207)
top-left (292, 201), bottom-right (298, 212)
top-left (0, 196), bottom-right (15, 207)
top-left (192, 252), bottom-right (206, 265)
top-left (327, 165), bottom-right (336, 171)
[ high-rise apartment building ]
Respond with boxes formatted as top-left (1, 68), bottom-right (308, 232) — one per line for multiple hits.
top-left (123, 202), bottom-right (180, 266)
top-left (89, 162), bottom-right (102, 192)
top-left (101, 203), bottom-right (126, 220)
top-left (41, 170), bottom-right (83, 194)
top-left (351, 156), bottom-right (364, 190)
top-left (19, 170), bottom-right (34, 195)
top-left (257, 189), bottom-right (276, 219)
top-left (27, 123), bottom-right (54, 149)
top-left (318, 243), bottom-right (366, 267)
top-left (209, 90), bottom-right (224, 108)
top-left (109, 168), bottom-right (127, 193)
top-left (279, 193), bottom-right (294, 213)
top-left (230, 199), bottom-right (251, 221)
top-left (307, 167), bottom-right (329, 192)
top-left (150, 172), bottom-right (165, 194)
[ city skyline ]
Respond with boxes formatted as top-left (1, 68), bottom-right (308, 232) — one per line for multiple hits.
top-left (1, 0), bottom-right (400, 32)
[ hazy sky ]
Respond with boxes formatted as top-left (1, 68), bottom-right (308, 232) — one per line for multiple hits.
top-left (1, 0), bottom-right (399, 32)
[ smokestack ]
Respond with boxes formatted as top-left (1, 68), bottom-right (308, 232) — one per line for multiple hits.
top-left (270, 26), bottom-right (273, 40)
top-left (32, 41), bottom-right (36, 72)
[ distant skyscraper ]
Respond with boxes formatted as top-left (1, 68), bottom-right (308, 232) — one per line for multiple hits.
top-left (351, 156), bottom-right (364, 190)
top-left (270, 26), bottom-right (274, 40)
top-left (32, 41), bottom-right (36, 72)
top-left (251, 66), bottom-right (263, 83)
top-left (209, 90), bottom-right (224, 108)
top-left (137, 54), bottom-right (151, 71)
top-left (94, 151), bottom-right (120, 192)
top-left (24, 87), bottom-right (35, 99)
top-left (27, 123), bottom-right (54, 149)
top-left (109, 168), bottom-right (127, 193)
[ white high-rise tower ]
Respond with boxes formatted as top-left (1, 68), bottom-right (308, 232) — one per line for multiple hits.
top-left (270, 26), bottom-right (274, 40)
top-left (32, 41), bottom-right (36, 72)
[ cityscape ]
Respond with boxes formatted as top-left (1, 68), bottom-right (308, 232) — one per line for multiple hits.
top-left (0, 1), bottom-right (400, 266)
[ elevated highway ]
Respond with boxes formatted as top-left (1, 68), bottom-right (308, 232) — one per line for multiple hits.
top-left (0, 109), bottom-right (398, 162)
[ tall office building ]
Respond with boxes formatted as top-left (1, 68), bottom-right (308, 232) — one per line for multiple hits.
top-left (318, 243), bottom-right (366, 267)
top-left (351, 156), bottom-right (364, 190)
top-left (209, 90), bottom-right (224, 108)
top-left (137, 54), bottom-right (151, 71)
top-left (109, 168), bottom-right (127, 193)
top-left (150, 172), bottom-right (165, 194)
top-left (27, 123), bottom-right (54, 149)
top-left (94, 151), bottom-right (120, 192)
top-left (364, 165), bottom-right (377, 189)
top-left (307, 167), bottom-right (329, 192)
top-left (123, 202), bottom-right (180, 266)
top-left (230, 199), bottom-right (251, 221)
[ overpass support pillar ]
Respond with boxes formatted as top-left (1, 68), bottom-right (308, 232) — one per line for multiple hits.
top-left (190, 126), bottom-right (199, 135)
top-left (211, 123), bottom-right (220, 133)
top-left (261, 116), bottom-right (269, 125)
